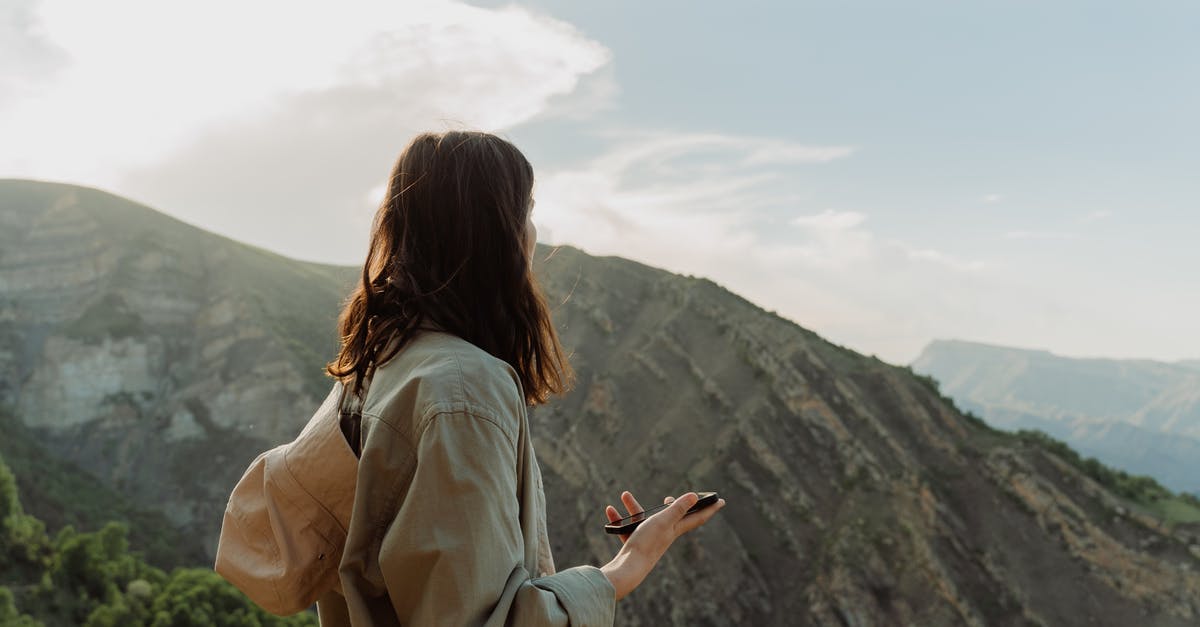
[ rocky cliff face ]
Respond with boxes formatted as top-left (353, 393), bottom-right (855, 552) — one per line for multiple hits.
top-left (2, 180), bottom-right (1199, 626)
top-left (0, 179), bottom-right (353, 543)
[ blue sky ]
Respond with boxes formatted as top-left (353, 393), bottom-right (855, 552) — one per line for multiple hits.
top-left (3, 0), bottom-right (1197, 364)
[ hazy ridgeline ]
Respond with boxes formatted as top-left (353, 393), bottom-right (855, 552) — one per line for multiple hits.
top-left (2, 179), bottom-right (1199, 625)
top-left (914, 339), bottom-right (1200, 498)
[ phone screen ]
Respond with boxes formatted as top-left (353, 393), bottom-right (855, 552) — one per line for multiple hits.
top-left (604, 491), bottom-right (719, 534)
top-left (611, 502), bottom-right (670, 526)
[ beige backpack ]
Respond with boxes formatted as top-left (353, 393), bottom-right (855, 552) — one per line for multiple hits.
top-left (213, 378), bottom-right (365, 615)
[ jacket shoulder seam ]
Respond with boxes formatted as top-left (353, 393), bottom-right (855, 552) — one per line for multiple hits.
top-left (417, 407), bottom-right (518, 452)
top-left (359, 409), bottom-right (417, 450)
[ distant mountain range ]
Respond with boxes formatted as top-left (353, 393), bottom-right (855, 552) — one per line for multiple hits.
top-left (913, 339), bottom-right (1200, 496)
top-left (2, 179), bottom-right (1199, 626)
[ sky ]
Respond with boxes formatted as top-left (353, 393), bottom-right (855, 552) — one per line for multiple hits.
top-left (3, 0), bottom-right (1198, 365)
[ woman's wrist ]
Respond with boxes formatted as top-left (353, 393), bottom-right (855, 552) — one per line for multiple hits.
top-left (600, 559), bottom-right (627, 601)
top-left (599, 562), bottom-right (619, 601)
top-left (600, 549), bottom-right (648, 601)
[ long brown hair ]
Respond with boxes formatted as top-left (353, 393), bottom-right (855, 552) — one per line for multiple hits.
top-left (326, 130), bottom-right (574, 405)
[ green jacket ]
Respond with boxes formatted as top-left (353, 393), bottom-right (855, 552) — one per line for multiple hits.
top-left (215, 327), bottom-right (616, 626)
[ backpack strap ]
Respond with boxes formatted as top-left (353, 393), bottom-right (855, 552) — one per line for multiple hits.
top-left (337, 368), bottom-right (373, 458)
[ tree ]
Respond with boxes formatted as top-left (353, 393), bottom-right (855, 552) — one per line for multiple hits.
top-left (148, 569), bottom-right (318, 627)
top-left (0, 586), bottom-right (43, 627)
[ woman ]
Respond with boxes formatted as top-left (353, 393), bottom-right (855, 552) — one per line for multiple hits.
top-left (214, 130), bottom-right (724, 626)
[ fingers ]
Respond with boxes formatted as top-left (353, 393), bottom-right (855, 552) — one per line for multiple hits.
top-left (674, 498), bottom-right (725, 535)
top-left (609, 491), bottom-right (722, 540)
top-left (605, 504), bottom-right (631, 543)
top-left (664, 492), bottom-right (700, 521)
top-left (621, 491), bottom-right (644, 516)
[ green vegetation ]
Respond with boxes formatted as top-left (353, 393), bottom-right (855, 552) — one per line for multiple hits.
top-left (904, 365), bottom-right (1001, 435)
top-left (907, 366), bottom-right (947, 400)
top-left (1146, 496), bottom-right (1200, 527)
top-left (1, 453), bottom-right (316, 626)
top-left (1013, 429), bottom-right (1200, 526)
top-left (0, 408), bottom-right (202, 569)
top-left (1013, 430), bottom-right (1169, 502)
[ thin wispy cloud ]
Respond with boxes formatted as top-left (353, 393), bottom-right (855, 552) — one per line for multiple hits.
top-left (1081, 210), bottom-right (1113, 223)
top-left (535, 131), bottom-right (993, 361)
top-left (1005, 230), bottom-right (1080, 241)
top-left (740, 144), bottom-right (857, 167)
top-left (583, 130), bottom-right (855, 180)
top-left (904, 248), bottom-right (986, 272)
top-left (790, 209), bottom-right (867, 230)
top-left (785, 210), bottom-right (984, 272)
top-left (787, 210), bottom-right (874, 268)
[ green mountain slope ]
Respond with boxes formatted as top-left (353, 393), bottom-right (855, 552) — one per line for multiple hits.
top-left (2, 179), bottom-right (1200, 626)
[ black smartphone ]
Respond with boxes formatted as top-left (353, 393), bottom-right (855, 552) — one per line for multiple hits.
top-left (604, 491), bottom-right (720, 535)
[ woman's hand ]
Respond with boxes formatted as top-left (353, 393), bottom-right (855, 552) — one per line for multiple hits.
top-left (600, 491), bottom-right (726, 601)
top-left (604, 491), bottom-right (657, 545)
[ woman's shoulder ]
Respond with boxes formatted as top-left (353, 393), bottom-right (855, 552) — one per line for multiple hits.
top-left (361, 329), bottom-right (526, 437)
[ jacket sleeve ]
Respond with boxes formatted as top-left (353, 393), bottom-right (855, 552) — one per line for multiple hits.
top-left (378, 410), bottom-right (616, 627)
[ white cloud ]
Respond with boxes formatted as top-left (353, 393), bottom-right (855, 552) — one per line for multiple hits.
top-left (1, 0), bottom-right (612, 261)
top-left (10, 1), bottom-right (1176, 366)
top-left (0, 0), bottom-right (70, 106)
top-left (787, 210), bottom-right (874, 268)
top-left (533, 63), bottom-right (622, 122)
top-left (1081, 209), bottom-right (1113, 223)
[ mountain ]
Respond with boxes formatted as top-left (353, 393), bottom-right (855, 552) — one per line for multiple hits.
top-left (912, 339), bottom-right (1200, 496)
top-left (2, 179), bottom-right (1200, 626)
top-left (0, 179), bottom-right (357, 556)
